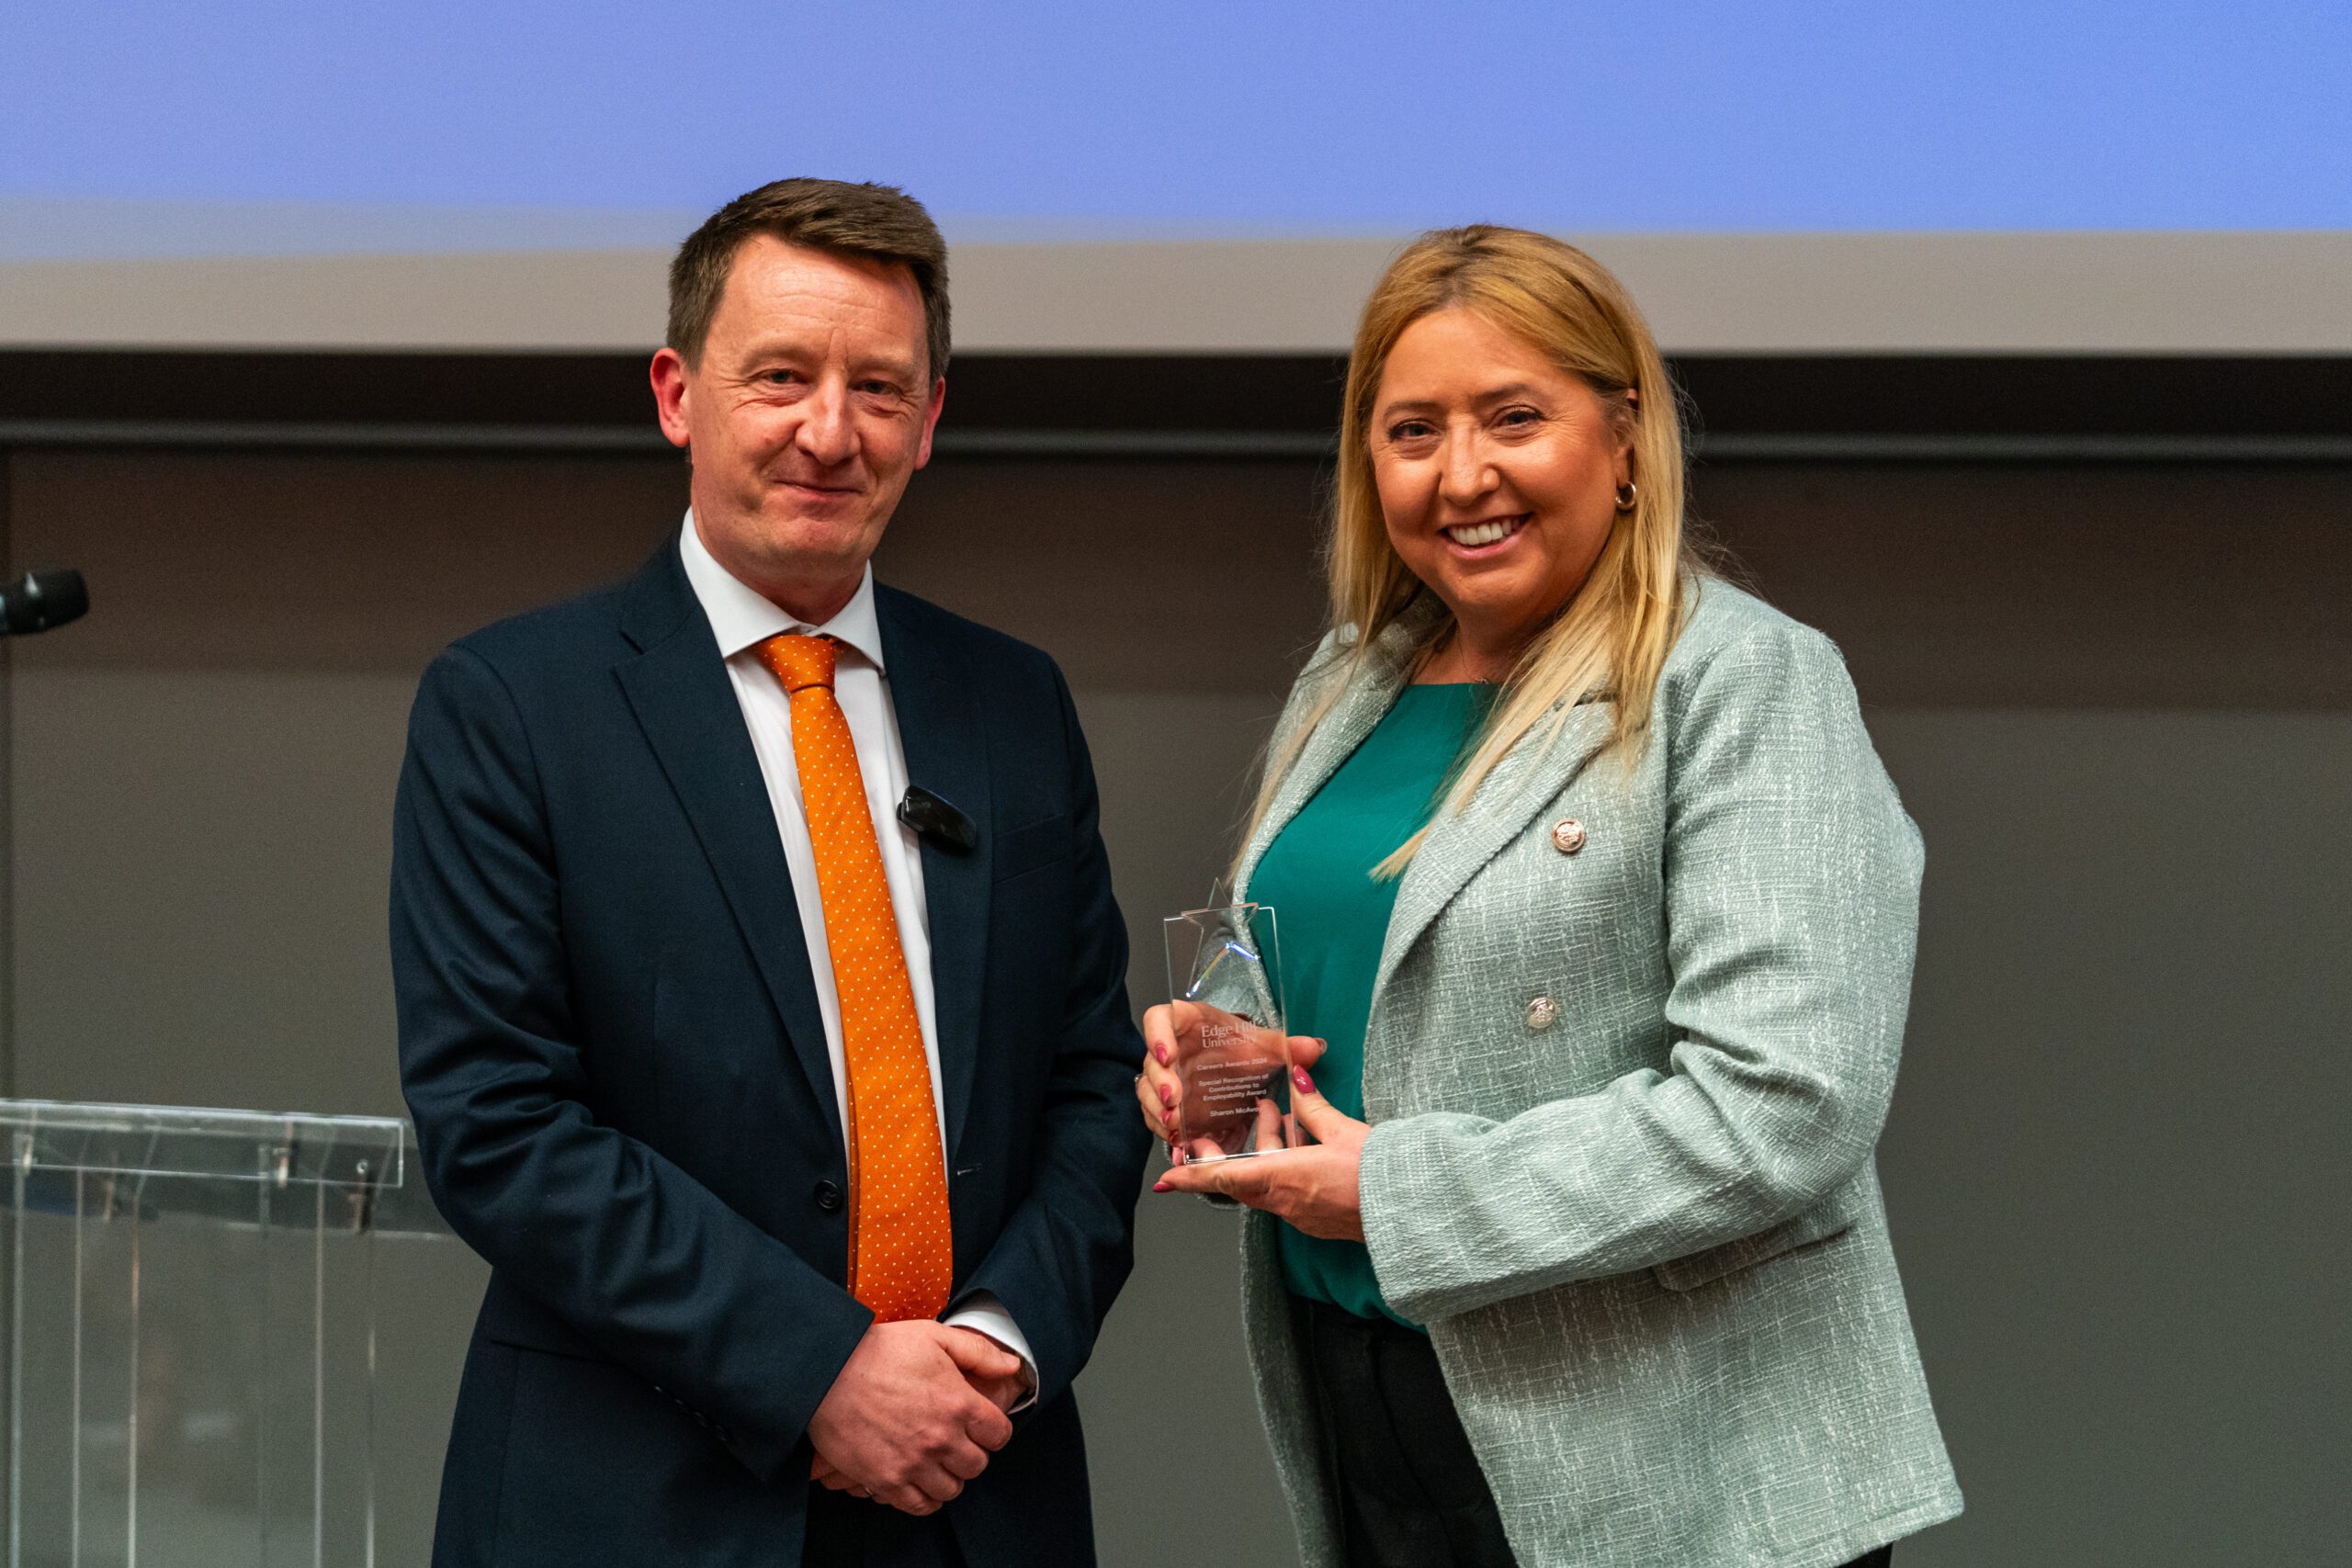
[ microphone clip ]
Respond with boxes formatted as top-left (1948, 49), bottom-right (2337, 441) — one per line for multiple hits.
top-left (898, 784), bottom-right (978, 854)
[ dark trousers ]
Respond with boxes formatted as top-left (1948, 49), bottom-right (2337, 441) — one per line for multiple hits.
top-left (1299, 1297), bottom-right (1894, 1568)
top-left (802, 1487), bottom-right (967, 1568)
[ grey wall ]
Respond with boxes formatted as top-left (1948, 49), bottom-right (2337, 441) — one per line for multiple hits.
top-left (4, 449), bottom-right (2345, 1563)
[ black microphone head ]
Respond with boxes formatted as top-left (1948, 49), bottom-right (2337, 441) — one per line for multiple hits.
top-left (898, 784), bottom-right (978, 853)
top-left (4, 569), bottom-right (87, 636)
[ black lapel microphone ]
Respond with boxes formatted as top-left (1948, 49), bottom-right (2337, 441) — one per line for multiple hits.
top-left (898, 784), bottom-right (978, 853)
top-left (1, 569), bottom-right (87, 636)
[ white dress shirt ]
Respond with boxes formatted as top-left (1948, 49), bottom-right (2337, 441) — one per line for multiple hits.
top-left (679, 514), bottom-right (1035, 1397)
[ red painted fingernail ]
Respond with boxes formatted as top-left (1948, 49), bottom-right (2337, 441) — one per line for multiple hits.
top-left (1152, 1043), bottom-right (1170, 1065)
top-left (1151, 1181), bottom-right (1171, 1192)
top-left (1294, 1067), bottom-right (1315, 1093)
top-left (1157, 1083), bottom-right (1173, 1107)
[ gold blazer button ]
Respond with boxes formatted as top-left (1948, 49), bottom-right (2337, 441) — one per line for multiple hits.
top-left (1551, 818), bottom-right (1588, 854)
top-left (1525, 995), bottom-right (1560, 1031)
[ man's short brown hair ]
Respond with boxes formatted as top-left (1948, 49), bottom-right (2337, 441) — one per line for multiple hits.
top-left (667, 178), bottom-right (950, 380)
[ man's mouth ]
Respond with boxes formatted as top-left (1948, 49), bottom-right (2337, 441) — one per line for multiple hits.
top-left (1442, 514), bottom-right (1528, 548)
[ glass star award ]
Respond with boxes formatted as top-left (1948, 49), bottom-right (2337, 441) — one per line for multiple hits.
top-left (1162, 899), bottom-right (1303, 1162)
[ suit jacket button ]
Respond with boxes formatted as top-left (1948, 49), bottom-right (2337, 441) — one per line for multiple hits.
top-left (1550, 818), bottom-right (1588, 854)
top-left (1525, 996), bottom-right (1559, 1031)
top-left (813, 1179), bottom-right (844, 1213)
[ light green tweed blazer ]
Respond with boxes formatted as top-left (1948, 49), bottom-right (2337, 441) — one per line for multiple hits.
top-left (1228, 579), bottom-right (1962, 1568)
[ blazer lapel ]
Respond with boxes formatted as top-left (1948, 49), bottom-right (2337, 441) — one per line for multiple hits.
top-left (1234, 633), bottom-right (1421, 900)
top-left (875, 589), bottom-right (994, 1166)
top-left (1371, 699), bottom-right (1617, 1005)
top-left (614, 544), bottom-right (842, 1149)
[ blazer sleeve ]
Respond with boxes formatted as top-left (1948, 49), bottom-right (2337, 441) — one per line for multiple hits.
top-left (1358, 623), bottom-right (1925, 1323)
top-left (391, 644), bottom-right (872, 1484)
top-left (953, 663), bottom-right (1153, 1405)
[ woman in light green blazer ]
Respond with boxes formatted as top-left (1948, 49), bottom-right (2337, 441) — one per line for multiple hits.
top-left (1139, 228), bottom-right (1961, 1568)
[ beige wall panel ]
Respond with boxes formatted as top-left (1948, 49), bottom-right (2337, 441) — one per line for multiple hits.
top-left (8, 452), bottom-right (687, 673)
top-left (1696, 463), bottom-right (2352, 710)
top-left (9, 231), bottom-right (2352, 354)
top-left (1868, 709), bottom-right (2352, 1567)
top-left (11, 670), bottom-right (413, 1109)
top-left (878, 460), bottom-right (1329, 695)
top-left (6, 448), bottom-right (2347, 1562)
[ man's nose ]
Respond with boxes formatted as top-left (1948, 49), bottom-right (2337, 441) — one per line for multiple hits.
top-left (795, 380), bottom-right (857, 466)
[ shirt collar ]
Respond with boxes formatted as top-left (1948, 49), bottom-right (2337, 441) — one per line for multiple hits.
top-left (678, 511), bottom-right (887, 674)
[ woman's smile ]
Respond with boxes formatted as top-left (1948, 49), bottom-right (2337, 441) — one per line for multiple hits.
top-left (1439, 513), bottom-right (1531, 553)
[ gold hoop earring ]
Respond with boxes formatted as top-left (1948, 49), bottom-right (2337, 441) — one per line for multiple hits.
top-left (1614, 480), bottom-right (1638, 513)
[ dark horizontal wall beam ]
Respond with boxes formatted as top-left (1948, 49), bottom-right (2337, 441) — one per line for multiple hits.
top-left (8, 420), bottom-right (2352, 466)
top-left (4, 350), bottom-right (2349, 462)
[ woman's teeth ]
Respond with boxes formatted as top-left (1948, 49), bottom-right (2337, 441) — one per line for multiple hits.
top-left (1445, 516), bottom-right (1524, 547)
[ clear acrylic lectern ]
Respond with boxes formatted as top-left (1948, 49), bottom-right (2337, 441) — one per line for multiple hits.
top-left (0, 1100), bottom-right (452, 1567)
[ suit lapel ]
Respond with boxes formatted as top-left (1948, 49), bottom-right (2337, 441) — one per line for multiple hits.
top-left (1235, 648), bottom-right (1412, 901)
top-left (875, 589), bottom-right (994, 1166)
top-left (614, 544), bottom-right (842, 1148)
top-left (1371, 699), bottom-right (1617, 1004)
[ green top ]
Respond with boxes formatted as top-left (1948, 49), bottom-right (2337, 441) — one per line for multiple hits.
top-left (1248, 681), bottom-right (1496, 1329)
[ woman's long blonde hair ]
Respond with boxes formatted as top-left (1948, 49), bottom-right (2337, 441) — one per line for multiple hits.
top-left (1244, 225), bottom-right (1705, 878)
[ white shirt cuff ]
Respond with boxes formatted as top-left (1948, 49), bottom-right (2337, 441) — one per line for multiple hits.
top-left (941, 1292), bottom-right (1039, 1413)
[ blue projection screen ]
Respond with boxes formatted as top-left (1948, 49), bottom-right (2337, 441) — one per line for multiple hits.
top-left (5, 2), bottom-right (2348, 351)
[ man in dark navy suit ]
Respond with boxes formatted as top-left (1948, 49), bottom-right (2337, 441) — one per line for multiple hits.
top-left (392, 178), bottom-right (1151, 1567)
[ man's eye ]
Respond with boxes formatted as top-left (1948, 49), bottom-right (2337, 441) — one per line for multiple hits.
top-left (763, 370), bottom-right (799, 386)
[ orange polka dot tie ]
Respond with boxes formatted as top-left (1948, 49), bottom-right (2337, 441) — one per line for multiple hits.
top-left (757, 633), bottom-right (952, 1322)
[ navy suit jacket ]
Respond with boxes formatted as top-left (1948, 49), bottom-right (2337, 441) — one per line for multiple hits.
top-left (391, 538), bottom-right (1151, 1567)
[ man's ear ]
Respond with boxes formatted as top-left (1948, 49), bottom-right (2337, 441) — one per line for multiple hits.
top-left (912, 374), bottom-right (947, 470)
top-left (650, 347), bottom-right (694, 449)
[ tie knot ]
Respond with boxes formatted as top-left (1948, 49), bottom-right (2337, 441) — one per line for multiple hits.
top-left (758, 633), bottom-right (837, 694)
